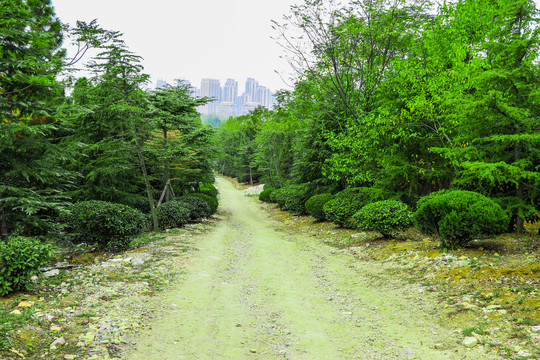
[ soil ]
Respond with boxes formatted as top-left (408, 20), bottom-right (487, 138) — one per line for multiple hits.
top-left (0, 177), bottom-right (538, 359)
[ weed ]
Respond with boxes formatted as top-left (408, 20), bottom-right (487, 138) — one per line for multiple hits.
top-left (462, 326), bottom-right (488, 336)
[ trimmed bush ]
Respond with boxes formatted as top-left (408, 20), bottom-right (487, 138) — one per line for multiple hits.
top-left (305, 193), bottom-right (334, 221)
top-left (156, 201), bottom-right (191, 229)
top-left (259, 187), bottom-right (276, 202)
top-left (199, 183), bottom-right (218, 198)
top-left (323, 187), bottom-right (387, 228)
top-left (270, 185), bottom-right (314, 215)
top-left (177, 195), bottom-right (212, 220)
top-left (68, 200), bottom-right (147, 249)
top-left (0, 237), bottom-right (53, 295)
top-left (269, 188), bottom-right (287, 206)
top-left (414, 190), bottom-right (509, 249)
top-left (189, 193), bottom-right (219, 215)
top-left (353, 200), bottom-right (413, 238)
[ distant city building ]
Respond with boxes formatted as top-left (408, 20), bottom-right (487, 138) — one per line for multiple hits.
top-left (156, 79), bottom-right (168, 89)
top-left (199, 79), bottom-right (221, 115)
top-left (189, 77), bottom-right (275, 116)
top-left (222, 79), bottom-right (238, 104)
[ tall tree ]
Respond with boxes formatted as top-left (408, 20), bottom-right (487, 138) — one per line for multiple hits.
top-left (0, 0), bottom-right (71, 239)
top-left (432, 0), bottom-right (540, 231)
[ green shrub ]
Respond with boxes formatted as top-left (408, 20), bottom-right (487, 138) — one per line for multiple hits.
top-left (323, 187), bottom-right (387, 228)
top-left (269, 188), bottom-right (287, 206)
top-left (156, 201), bottom-right (191, 229)
top-left (353, 200), bottom-right (413, 238)
top-left (414, 190), bottom-right (509, 249)
top-left (67, 200), bottom-right (147, 249)
top-left (274, 185), bottom-right (314, 215)
top-left (177, 196), bottom-right (212, 220)
top-left (259, 187), bottom-right (276, 202)
top-left (305, 193), bottom-right (334, 221)
top-left (132, 198), bottom-right (157, 214)
top-left (0, 237), bottom-right (54, 295)
top-left (199, 183), bottom-right (218, 198)
top-left (189, 193), bottom-right (219, 215)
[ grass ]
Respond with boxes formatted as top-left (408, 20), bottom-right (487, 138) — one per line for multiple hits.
top-left (0, 303), bottom-right (37, 350)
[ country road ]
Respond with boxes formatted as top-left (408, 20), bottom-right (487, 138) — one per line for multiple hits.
top-left (122, 178), bottom-right (496, 360)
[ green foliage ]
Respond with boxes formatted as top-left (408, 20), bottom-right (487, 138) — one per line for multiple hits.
top-left (323, 187), bottom-right (389, 228)
top-left (67, 200), bottom-right (147, 249)
top-left (0, 237), bottom-right (53, 295)
top-left (414, 190), bottom-right (509, 249)
top-left (199, 183), bottom-right (218, 198)
top-left (268, 185), bottom-right (315, 215)
top-left (176, 196), bottom-right (212, 220)
top-left (259, 187), bottom-right (276, 202)
top-left (188, 193), bottom-right (218, 215)
top-left (156, 201), bottom-right (191, 229)
top-left (305, 193), bottom-right (335, 221)
top-left (352, 200), bottom-right (413, 238)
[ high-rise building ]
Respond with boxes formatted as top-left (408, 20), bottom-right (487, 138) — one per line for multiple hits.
top-left (191, 77), bottom-right (275, 116)
top-left (222, 79), bottom-right (238, 104)
top-left (199, 79), bottom-right (221, 114)
top-left (257, 86), bottom-right (272, 109)
top-left (244, 78), bottom-right (259, 103)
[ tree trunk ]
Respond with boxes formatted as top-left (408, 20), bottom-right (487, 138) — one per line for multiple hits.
top-left (133, 125), bottom-right (159, 230)
top-left (514, 130), bottom-right (524, 234)
top-left (0, 202), bottom-right (7, 242)
top-left (249, 167), bottom-right (253, 185)
top-left (157, 180), bottom-right (171, 208)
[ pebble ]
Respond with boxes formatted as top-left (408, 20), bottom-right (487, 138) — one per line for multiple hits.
top-left (50, 337), bottom-right (66, 350)
top-left (43, 269), bottom-right (60, 277)
top-left (434, 342), bottom-right (444, 350)
top-left (9, 310), bottom-right (22, 315)
top-left (532, 326), bottom-right (540, 333)
top-left (516, 350), bottom-right (533, 358)
top-left (18, 301), bottom-right (33, 308)
top-left (462, 337), bottom-right (478, 348)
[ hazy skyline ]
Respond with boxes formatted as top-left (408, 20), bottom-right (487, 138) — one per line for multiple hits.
top-left (51, 0), bottom-right (540, 93)
top-left (51, 0), bottom-right (304, 92)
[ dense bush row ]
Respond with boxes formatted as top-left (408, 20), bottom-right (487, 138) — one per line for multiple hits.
top-left (259, 185), bottom-right (509, 249)
top-left (0, 186), bottom-right (220, 295)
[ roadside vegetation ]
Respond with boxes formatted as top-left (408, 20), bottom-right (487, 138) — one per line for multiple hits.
top-left (1, 0), bottom-right (219, 354)
top-left (1, 0), bottom-right (539, 358)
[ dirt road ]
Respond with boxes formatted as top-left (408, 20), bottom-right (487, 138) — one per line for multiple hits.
top-left (123, 178), bottom-right (495, 359)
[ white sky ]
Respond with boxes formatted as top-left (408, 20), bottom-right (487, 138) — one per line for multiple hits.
top-left (52, 0), bottom-right (540, 93)
top-left (51, 0), bottom-right (303, 92)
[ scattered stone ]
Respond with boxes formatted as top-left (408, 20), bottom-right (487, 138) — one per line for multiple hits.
top-left (50, 337), bottom-right (66, 350)
top-left (462, 337), bottom-right (478, 348)
top-left (17, 301), bottom-right (33, 308)
top-left (434, 342), bottom-right (444, 350)
top-left (487, 338), bottom-right (501, 347)
top-left (531, 326), bottom-right (540, 333)
top-left (250, 349), bottom-right (257, 353)
top-left (471, 332), bottom-right (483, 344)
top-left (9, 310), bottom-right (22, 315)
top-left (516, 350), bottom-right (533, 358)
top-left (244, 184), bottom-right (264, 195)
top-left (43, 269), bottom-right (60, 277)
top-left (131, 258), bottom-right (145, 266)
top-left (64, 355), bottom-right (76, 360)
top-left (236, 323), bottom-right (242, 327)
top-left (50, 325), bottom-right (62, 332)
top-left (350, 232), bottom-right (367, 238)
